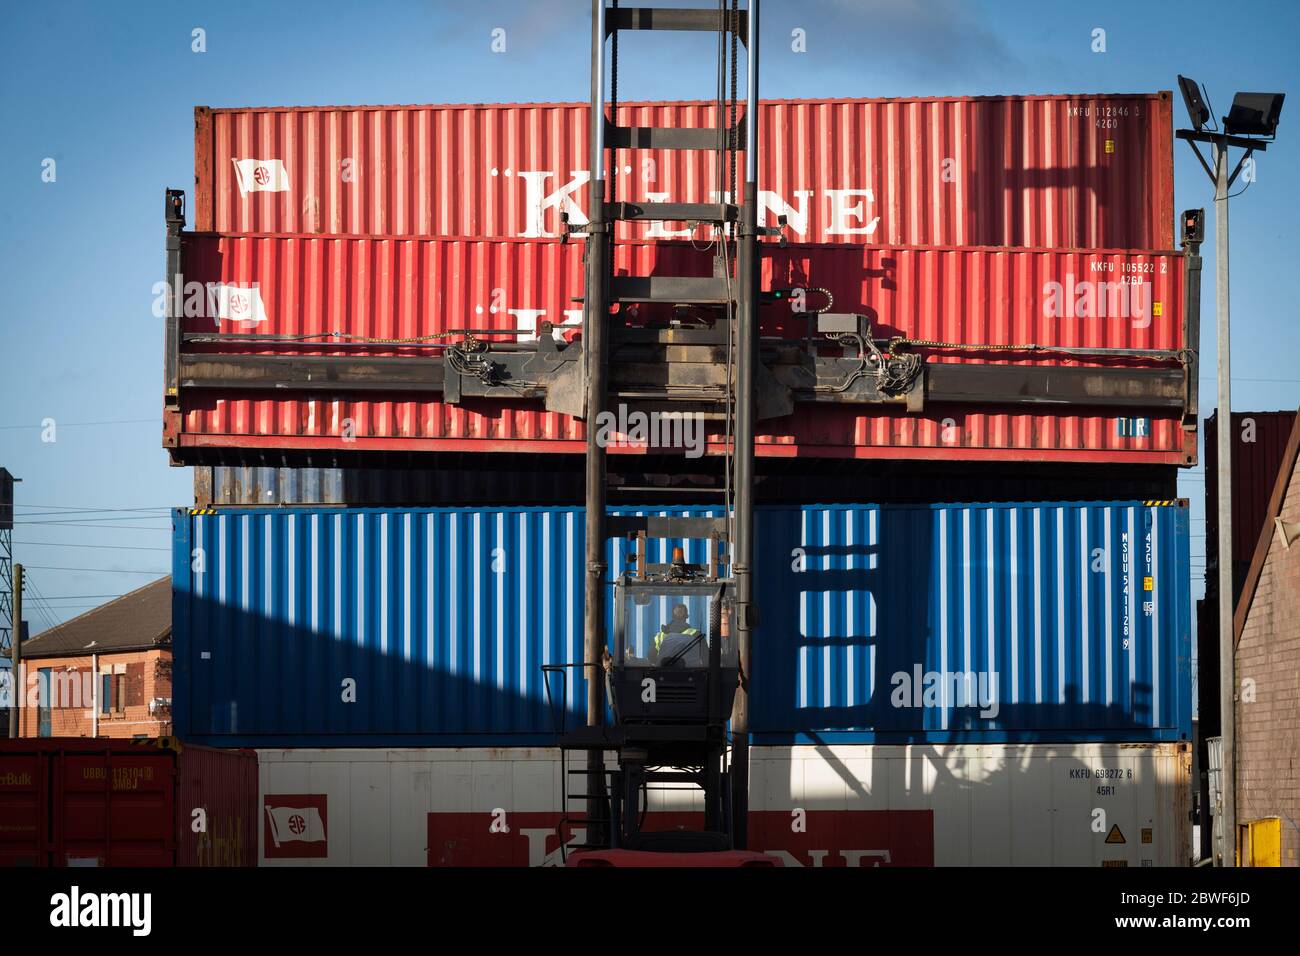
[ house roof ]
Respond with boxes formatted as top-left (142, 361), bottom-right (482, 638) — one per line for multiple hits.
top-left (1234, 409), bottom-right (1300, 645)
top-left (14, 576), bottom-right (171, 659)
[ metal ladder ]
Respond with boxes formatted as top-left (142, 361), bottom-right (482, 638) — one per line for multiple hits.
top-left (573, 0), bottom-right (749, 305)
top-left (558, 753), bottom-right (620, 858)
top-left (541, 662), bottom-right (621, 858)
top-left (572, 0), bottom-right (761, 854)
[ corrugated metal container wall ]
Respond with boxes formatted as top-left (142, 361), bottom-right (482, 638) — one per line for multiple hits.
top-left (255, 744), bottom-right (1192, 866)
top-left (0, 739), bottom-right (257, 867)
top-left (174, 235), bottom-right (1191, 465)
top-left (1204, 410), bottom-right (1298, 570)
top-left (195, 94), bottom-right (1175, 249)
top-left (755, 500), bottom-right (1191, 743)
top-left (182, 235), bottom-right (1185, 353)
top-left (175, 740), bottom-right (259, 866)
top-left (172, 501), bottom-right (1191, 747)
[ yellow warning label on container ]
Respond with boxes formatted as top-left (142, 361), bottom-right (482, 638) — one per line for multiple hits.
top-left (1105, 140), bottom-right (1116, 154)
top-left (1153, 302), bottom-right (1163, 317)
top-left (1102, 859), bottom-right (1128, 867)
top-left (1105, 824), bottom-right (1126, 844)
top-left (1141, 828), bottom-right (1153, 844)
top-left (1143, 576), bottom-right (1153, 591)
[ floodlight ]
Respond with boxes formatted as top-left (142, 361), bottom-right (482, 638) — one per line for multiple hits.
top-left (1223, 92), bottom-right (1285, 137)
top-left (1178, 75), bottom-right (1210, 130)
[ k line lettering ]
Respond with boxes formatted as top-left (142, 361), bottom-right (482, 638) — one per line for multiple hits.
top-left (516, 170), bottom-right (877, 238)
top-left (518, 828), bottom-right (891, 868)
top-left (764, 849), bottom-right (893, 867)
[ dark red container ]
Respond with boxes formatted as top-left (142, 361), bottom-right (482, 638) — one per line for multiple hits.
top-left (194, 93), bottom-right (1175, 249)
top-left (0, 738), bottom-right (256, 867)
top-left (1205, 409), bottom-right (1299, 572)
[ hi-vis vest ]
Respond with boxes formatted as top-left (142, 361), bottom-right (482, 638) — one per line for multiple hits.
top-left (654, 626), bottom-right (700, 653)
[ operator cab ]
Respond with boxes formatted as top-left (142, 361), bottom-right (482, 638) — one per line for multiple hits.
top-left (609, 545), bottom-right (740, 726)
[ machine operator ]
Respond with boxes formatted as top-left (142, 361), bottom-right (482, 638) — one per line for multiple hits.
top-left (652, 604), bottom-right (707, 666)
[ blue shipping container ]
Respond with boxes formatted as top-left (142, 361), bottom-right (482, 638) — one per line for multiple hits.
top-left (172, 501), bottom-right (1191, 746)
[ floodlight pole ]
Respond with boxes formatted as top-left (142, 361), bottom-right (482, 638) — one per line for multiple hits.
top-left (1211, 138), bottom-right (1235, 868)
top-left (1177, 123), bottom-right (1266, 867)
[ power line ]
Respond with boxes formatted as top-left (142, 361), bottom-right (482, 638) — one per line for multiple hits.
top-left (20, 573), bottom-right (59, 634)
top-left (28, 594), bottom-right (132, 600)
top-left (12, 515), bottom-right (172, 525)
top-left (22, 572), bottom-right (58, 631)
top-left (15, 504), bottom-right (174, 512)
top-left (32, 599), bottom-right (63, 633)
top-left (14, 509), bottom-right (172, 515)
top-left (28, 572), bottom-right (70, 625)
top-left (13, 541), bottom-right (171, 552)
top-left (0, 418), bottom-right (156, 430)
top-left (21, 566), bottom-right (169, 575)
top-left (13, 523), bottom-right (170, 532)
top-left (23, 587), bottom-right (57, 634)
top-left (40, 598), bottom-right (123, 604)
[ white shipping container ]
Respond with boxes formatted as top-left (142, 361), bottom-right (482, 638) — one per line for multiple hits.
top-left (257, 743), bottom-right (1191, 867)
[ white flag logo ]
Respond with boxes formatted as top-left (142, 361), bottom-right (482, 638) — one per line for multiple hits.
top-left (206, 283), bottom-right (268, 325)
top-left (232, 158), bottom-right (290, 196)
top-left (265, 805), bottom-right (326, 847)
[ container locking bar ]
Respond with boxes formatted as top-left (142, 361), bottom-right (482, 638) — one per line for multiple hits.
top-left (609, 275), bottom-right (733, 304)
top-left (607, 201), bottom-right (739, 223)
top-left (604, 119), bottom-right (746, 151)
top-left (606, 7), bottom-right (748, 38)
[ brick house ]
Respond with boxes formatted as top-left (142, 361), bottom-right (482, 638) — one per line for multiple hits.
top-left (1234, 411), bottom-right (1300, 866)
top-left (13, 577), bottom-right (171, 739)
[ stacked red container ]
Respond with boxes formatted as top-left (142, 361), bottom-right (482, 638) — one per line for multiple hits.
top-left (167, 93), bottom-right (1193, 467)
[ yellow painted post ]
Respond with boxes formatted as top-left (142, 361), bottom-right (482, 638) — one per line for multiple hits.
top-left (1243, 818), bottom-right (1281, 867)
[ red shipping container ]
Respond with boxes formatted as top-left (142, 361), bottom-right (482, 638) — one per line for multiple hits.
top-left (1205, 410), bottom-right (1299, 567)
top-left (0, 738), bottom-right (257, 867)
top-left (179, 234), bottom-right (1185, 351)
top-left (169, 235), bottom-right (1192, 466)
top-left (194, 93), bottom-right (1174, 249)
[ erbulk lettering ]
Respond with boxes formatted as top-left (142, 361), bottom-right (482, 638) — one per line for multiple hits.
top-left (49, 886), bottom-right (152, 937)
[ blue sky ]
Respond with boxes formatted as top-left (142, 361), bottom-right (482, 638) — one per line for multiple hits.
top-left (1, 0), bottom-right (1297, 632)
